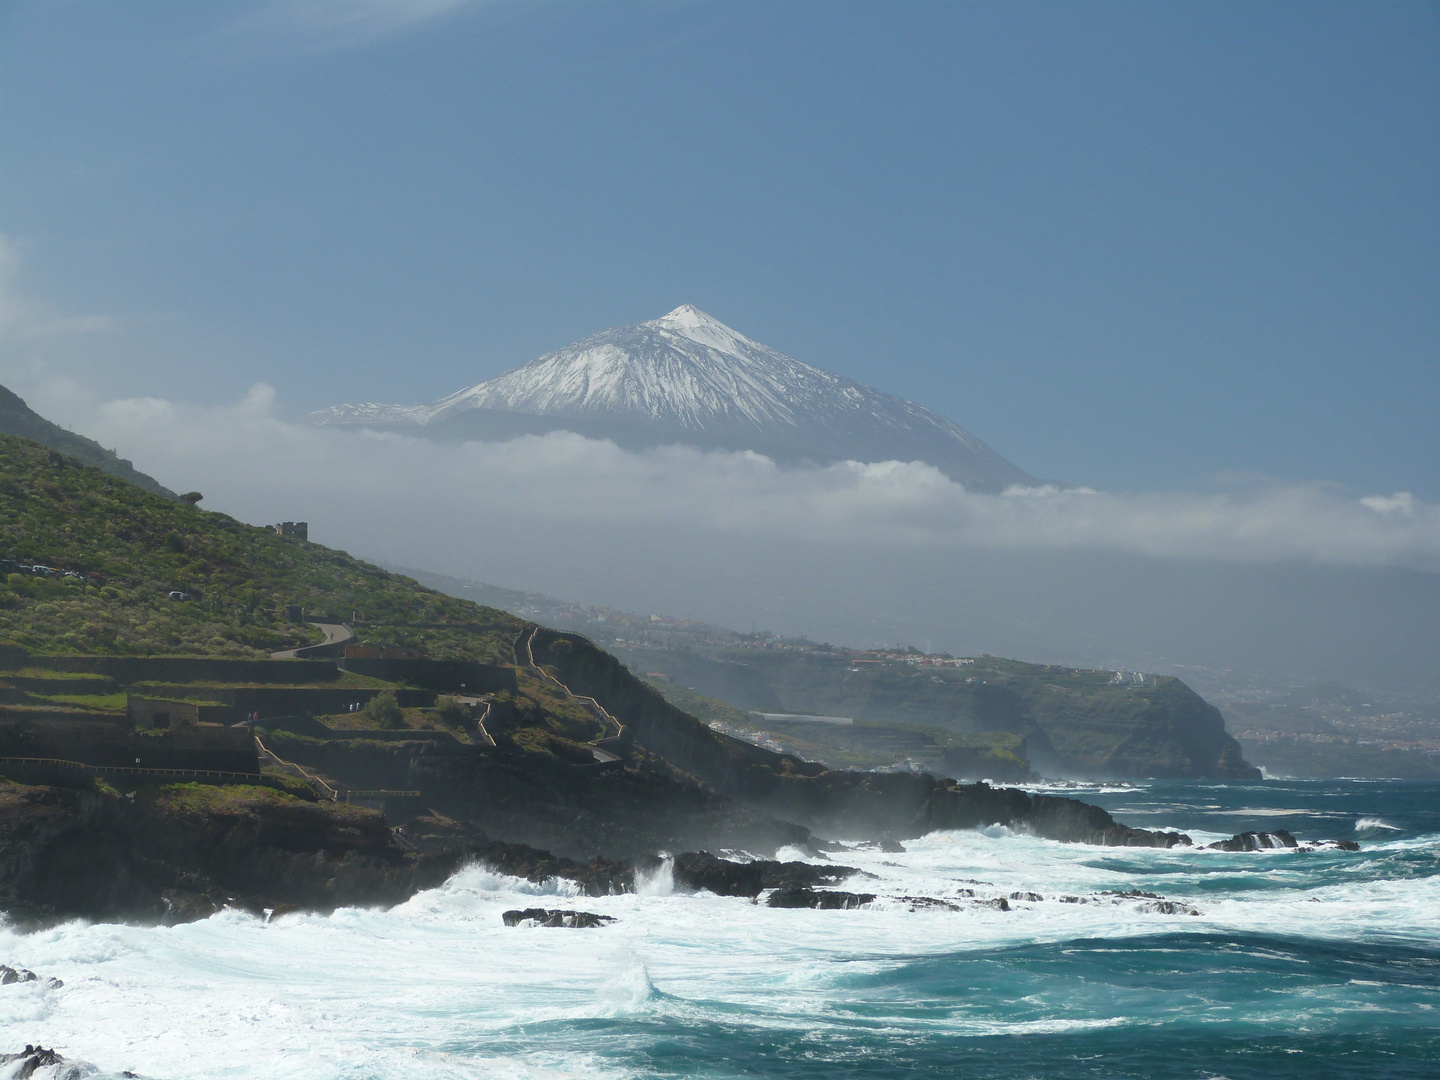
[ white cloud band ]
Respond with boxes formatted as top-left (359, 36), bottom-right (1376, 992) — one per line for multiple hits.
top-left (21, 381), bottom-right (1439, 575)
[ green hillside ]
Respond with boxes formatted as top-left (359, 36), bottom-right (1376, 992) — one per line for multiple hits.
top-left (0, 433), bottom-right (519, 660)
top-left (617, 646), bottom-right (1258, 780)
top-left (641, 677), bottom-right (1030, 779)
top-left (0, 383), bottom-right (176, 498)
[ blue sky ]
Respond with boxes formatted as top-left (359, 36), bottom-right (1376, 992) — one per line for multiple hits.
top-left (1, 0), bottom-right (1436, 496)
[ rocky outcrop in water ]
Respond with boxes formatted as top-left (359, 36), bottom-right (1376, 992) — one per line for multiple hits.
top-left (0, 965), bottom-right (59, 988)
top-left (767, 887), bottom-right (875, 909)
top-left (0, 1045), bottom-right (67, 1079)
top-left (662, 851), bottom-right (860, 898)
top-left (502, 908), bottom-right (615, 928)
top-left (1208, 830), bottom-right (1298, 851)
top-left (467, 838), bottom-right (633, 896)
top-left (915, 782), bottom-right (1192, 848)
top-left (1207, 830), bottom-right (1360, 853)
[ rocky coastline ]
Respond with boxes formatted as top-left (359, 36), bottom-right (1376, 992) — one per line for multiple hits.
top-left (0, 769), bottom-right (1362, 928)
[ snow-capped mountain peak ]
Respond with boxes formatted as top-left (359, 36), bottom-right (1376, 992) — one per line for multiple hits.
top-left (306, 306), bottom-right (1034, 490)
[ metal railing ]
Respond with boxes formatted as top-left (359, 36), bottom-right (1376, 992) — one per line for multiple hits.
top-left (0, 755), bottom-right (262, 783)
top-left (519, 627), bottom-right (627, 750)
top-left (254, 734), bottom-right (339, 800)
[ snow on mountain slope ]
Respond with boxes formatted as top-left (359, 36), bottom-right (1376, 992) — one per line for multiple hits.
top-left (308, 306), bottom-right (1034, 490)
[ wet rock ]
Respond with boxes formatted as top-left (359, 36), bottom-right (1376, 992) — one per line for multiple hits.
top-left (0, 1045), bottom-right (65, 1078)
top-left (1208, 830), bottom-right (1298, 851)
top-left (975, 896), bottom-right (1011, 911)
top-left (1140, 899), bottom-right (1201, 916)
top-left (1296, 839), bottom-right (1361, 853)
top-left (502, 908), bottom-right (616, 928)
top-left (665, 851), bottom-right (860, 898)
top-left (467, 838), bottom-right (632, 896)
top-left (1009, 891), bottom-right (1044, 902)
top-left (0, 966), bottom-right (58, 989)
top-left (897, 895), bottom-right (961, 912)
top-left (1058, 890), bottom-right (1201, 915)
top-left (766, 887), bottom-right (874, 909)
top-left (878, 837), bottom-right (906, 853)
top-left (920, 784), bottom-right (1194, 848)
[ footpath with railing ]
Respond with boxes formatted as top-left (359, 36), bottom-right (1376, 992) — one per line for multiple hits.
top-left (254, 735), bottom-right (419, 802)
top-left (516, 627), bottom-right (628, 763)
top-left (0, 747), bottom-right (421, 803)
top-left (0, 755), bottom-right (265, 785)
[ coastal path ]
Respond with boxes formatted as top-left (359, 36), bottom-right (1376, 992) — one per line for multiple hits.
top-left (516, 626), bottom-right (626, 763)
top-left (454, 697), bottom-right (497, 747)
top-left (254, 735), bottom-right (419, 802)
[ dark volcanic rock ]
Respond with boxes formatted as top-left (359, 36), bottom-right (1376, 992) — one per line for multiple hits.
top-left (0, 780), bottom-right (460, 926)
top-left (897, 895), bottom-right (962, 911)
top-left (0, 965), bottom-right (57, 988)
top-left (466, 837), bottom-right (634, 896)
top-left (665, 851), bottom-right (860, 898)
top-left (1208, 830), bottom-right (1298, 851)
top-left (1143, 899), bottom-right (1201, 916)
top-left (767, 887), bottom-right (875, 909)
top-left (0, 1045), bottom-right (65, 1078)
top-left (502, 908), bottom-right (615, 928)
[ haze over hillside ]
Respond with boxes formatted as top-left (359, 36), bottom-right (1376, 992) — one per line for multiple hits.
top-left (0, 383), bottom-right (175, 499)
top-left (307, 305), bottom-right (1035, 492)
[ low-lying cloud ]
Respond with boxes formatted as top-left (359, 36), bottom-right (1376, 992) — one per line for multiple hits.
top-left (18, 380), bottom-right (1440, 575)
top-left (8, 376), bottom-right (1440, 690)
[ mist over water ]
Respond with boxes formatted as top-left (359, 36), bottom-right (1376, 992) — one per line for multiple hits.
top-left (2, 780), bottom-right (1437, 1079)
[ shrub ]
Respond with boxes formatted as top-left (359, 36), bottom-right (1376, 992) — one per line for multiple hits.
top-left (435, 696), bottom-right (469, 725)
top-left (364, 689), bottom-right (404, 729)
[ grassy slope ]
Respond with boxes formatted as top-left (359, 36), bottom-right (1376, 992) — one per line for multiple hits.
top-left (0, 384), bottom-right (176, 498)
top-left (0, 433), bottom-right (521, 659)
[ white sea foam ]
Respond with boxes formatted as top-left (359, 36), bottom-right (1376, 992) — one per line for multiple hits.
top-left (0, 815), bottom-right (1435, 1078)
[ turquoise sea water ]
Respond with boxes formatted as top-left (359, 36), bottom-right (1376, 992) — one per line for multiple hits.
top-left (2, 779), bottom-right (1437, 1079)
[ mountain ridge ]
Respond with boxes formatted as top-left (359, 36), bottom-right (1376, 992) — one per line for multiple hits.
top-left (0, 383), bottom-right (176, 499)
top-left (308, 306), bottom-right (1035, 491)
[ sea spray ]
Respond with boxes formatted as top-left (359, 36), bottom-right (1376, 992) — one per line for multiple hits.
top-left (0, 779), bottom-right (1435, 1079)
top-left (1355, 816), bottom-right (1403, 835)
top-left (634, 855), bottom-right (675, 897)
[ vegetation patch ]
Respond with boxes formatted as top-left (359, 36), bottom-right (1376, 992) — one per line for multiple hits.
top-left (0, 433), bottom-right (523, 660)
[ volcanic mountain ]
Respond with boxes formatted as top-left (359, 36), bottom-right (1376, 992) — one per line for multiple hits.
top-left (307, 305), bottom-right (1034, 490)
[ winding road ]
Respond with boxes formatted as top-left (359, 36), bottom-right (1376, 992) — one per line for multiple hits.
top-left (271, 621), bottom-right (355, 660)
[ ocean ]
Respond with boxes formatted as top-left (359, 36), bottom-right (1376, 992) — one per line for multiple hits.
top-left (2, 779), bottom-right (1437, 1080)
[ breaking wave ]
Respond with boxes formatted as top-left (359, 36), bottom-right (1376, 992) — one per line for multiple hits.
top-left (0, 779), bottom-right (1436, 1078)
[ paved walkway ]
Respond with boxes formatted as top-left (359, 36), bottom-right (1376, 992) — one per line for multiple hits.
top-left (454, 697), bottom-right (497, 747)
